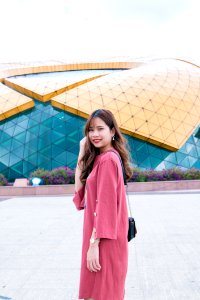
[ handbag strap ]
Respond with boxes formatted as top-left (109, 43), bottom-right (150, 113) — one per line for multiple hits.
top-left (108, 150), bottom-right (133, 218)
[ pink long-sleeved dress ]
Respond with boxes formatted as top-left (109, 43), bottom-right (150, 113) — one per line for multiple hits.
top-left (73, 149), bottom-right (128, 300)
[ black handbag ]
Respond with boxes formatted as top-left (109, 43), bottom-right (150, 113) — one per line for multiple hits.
top-left (109, 151), bottom-right (137, 242)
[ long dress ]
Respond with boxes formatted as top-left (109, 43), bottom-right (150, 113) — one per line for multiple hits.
top-left (73, 148), bottom-right (128, 300)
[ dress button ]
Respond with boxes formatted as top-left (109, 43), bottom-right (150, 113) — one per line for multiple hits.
top-left (94, 212), bottom-right (97, 216)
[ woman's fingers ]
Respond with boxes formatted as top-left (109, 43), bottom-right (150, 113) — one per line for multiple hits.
top-left (93, 259), bottom-right (101, 271)
top-left (87, 259), bottom-right (101, 272)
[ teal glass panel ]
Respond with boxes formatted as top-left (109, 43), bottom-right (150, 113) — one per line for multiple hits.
top-left (164, 153), bottom-right (177, 164)
top-left (0, 147), bottom-right (9, 157)
top-left (66, 151), bottom-right (78, 165)
top-left (0, 162), bottom-right (7, 172)
top-left (39, 124), bottom-right (51, 135)
top-left (15, 131), bottom-right (27, 143)
top-left (11, 139), bottom-right (23, 151)
top-left (9, 153), bottom-right (22, 165)
top-left (179, 157), bottom-right (190, 168)
top-left (28, 125), bottom-right (41, 136)
top-left (1, 139), bottom-right (12, 150)
top-left (26, 138), bottom-right (38, 152)
top-left (187, 156), bottom-right (198, 168)
top-left (40, 112), bottom-right (52, 122)
top-left (26, 132), bottom-right (38, 143)
top-left (40, 146), bottom-right (52, 157)
top-left (150, 156), bottom-right (162, 168)
top-left (27, 153), bottom-right (38, 165)
top-left (139, 157), bottom-right (152, 168)
top-left (51, 131), bottom-right (65, 142)
top-left (15, 114), bottom-right (28, 124)
top-left (13, 125), bottom-right (26, 136)
top-left (188, 147), bottom-right (198, 158)
top-left (3, 125), bottom-right (15, 136)
top-left (187, 135), bottom-right (195, 144)
top-left (28, 119), bottom-right (39, 127)
top-left (54, 137), bottom-right (68, 150)
top-left (136, 151), bottom-right (149, 164)
top-left (23, 145), bottom-right (36, 158)
top-left (164, 161), bottom-right (177, 169)
top-left (12, 161), bottom-right (23, 174)
top-left (67, 145), bottom-right (79, 156)
top-left (196, 147), bottom-right (200, 156)
top-left (54, 151), bottom-right (67, 164)
top-left (8, 169), bottom-right (22, 181)
top-left (0, 120), bottom-right (15, 130)
top-left (0, 131), bottom-right (11, 143)
top-left (52, 144), bottom-right (65, 157)
top-left (14, 146), bottom-right (25, 159)
top-left (175, 152), bottom-right (187, 164)
top-left (29, 111), bottom-right (42, 122)
top-left (17, 119), bottom-right (29, 129)
top-left (42, 118), bottom-right (53, 128)
top-left (23, 161), bottom-right (35, 175)
top-left (52, 160), bottom-right (64, 169)
top-left (193, 160), bottom-right (200, 168)
top-left (185, 143), bottom-right (194, 153)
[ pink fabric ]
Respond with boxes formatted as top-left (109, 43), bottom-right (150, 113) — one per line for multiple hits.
top-left (73, 149), bottom-right (128, 300)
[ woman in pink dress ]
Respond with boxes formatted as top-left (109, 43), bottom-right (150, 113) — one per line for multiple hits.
top-left (73, 109), bottom-right (133, 300)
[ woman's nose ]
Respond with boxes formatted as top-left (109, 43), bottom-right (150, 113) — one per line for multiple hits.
top-left (92, 130), bottom-right (99, 137)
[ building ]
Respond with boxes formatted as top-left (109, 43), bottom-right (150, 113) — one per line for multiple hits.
top-left (0, 58), bottom-right (200, 180)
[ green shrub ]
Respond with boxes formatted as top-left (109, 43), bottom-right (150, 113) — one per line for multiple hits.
top-left (29, 166), bottom-right (200, 185)
top-left (0, 173), bottom-right (8, 186)
top-left (29, 167), bottom-right (75, 185)
top-left (30, 168), bottom-right (49, 178)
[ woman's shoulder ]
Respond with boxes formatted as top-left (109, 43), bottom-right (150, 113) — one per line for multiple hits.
top-left (97, 149), bottom-right (121, 166)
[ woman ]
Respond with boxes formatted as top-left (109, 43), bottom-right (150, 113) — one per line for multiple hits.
top-left (73, 109), bottom-right (133, 300)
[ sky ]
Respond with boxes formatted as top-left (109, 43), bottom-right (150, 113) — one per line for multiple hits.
top-left (0, 0), bottom-right (199, 64)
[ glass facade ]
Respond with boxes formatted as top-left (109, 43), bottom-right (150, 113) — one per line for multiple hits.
top-left (0, 100), bottom-right (199, 181)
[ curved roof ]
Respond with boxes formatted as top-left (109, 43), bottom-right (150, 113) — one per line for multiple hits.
top-left (0, 58), bottom-right (199, 151)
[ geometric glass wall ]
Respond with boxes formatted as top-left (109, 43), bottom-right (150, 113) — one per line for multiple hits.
top-left (0, 99), bottom-right (200, 181)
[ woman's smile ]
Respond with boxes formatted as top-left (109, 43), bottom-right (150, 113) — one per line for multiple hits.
top-left (93, 139), bottom-right (102, 144)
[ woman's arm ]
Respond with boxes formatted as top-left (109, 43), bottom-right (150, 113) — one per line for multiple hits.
top-left (75, 137), bottom-right (86, 192)
top-left (87, 228), bottom-right (101, 272)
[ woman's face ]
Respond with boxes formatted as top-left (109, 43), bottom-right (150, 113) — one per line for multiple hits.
top-left (88, 117), bottom-right (115, 153)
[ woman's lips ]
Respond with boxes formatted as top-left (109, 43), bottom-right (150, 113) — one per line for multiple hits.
top-left (93, 139), bottom-right (101, 144)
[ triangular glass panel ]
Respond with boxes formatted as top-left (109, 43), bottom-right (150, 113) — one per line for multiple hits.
top-left (12, 161), bottom-right (23, 174)
top-left (0, 131), bottom-right (11, 143)
top-left (0, 162), bottom-right (7, 172)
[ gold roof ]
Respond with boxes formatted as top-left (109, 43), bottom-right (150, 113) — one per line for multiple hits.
top-left (0, 83), bottom-right (34, 121)
top-left (0, 58), bottom-right (200, 151)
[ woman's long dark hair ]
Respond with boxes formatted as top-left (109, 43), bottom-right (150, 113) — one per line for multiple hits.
top-left (79, 109), bottom-right (133, 184)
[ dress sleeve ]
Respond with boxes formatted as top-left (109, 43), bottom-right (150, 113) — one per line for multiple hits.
top-left (94, 158), bottom-right (118, 240)
top-left (73, 185), bottom-right (85, 210)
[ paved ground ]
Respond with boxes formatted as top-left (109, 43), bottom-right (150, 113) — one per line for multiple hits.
top-left (0, 191), bottom-right (200, 300)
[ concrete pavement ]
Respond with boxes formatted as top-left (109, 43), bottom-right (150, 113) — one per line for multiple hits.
top-left (0, 191), bottom-right (200, 300)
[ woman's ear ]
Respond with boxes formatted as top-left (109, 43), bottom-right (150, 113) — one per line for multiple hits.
top-left (111, 127), bottom-right (116, 136)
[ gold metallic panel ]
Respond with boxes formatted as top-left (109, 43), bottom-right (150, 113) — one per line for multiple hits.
top-left (4, 71), bottom-right (110, 102)
top-left (51, 59), bottom-right (200, 151)
top-left (0, 83), bottom-right (34, 121)
top-left (0, 60), bottom-right (142, 82)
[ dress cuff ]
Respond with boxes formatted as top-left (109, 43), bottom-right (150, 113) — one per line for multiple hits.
top-left (73, 185), bottom-right (85, 210)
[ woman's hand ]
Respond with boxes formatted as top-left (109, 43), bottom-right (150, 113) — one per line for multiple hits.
top-left (80, 136), bottom-right (87, 150)
top-left (87, 243), bottom-right (101, 272)
top-left (78, 137), bottom-right (87, 161)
